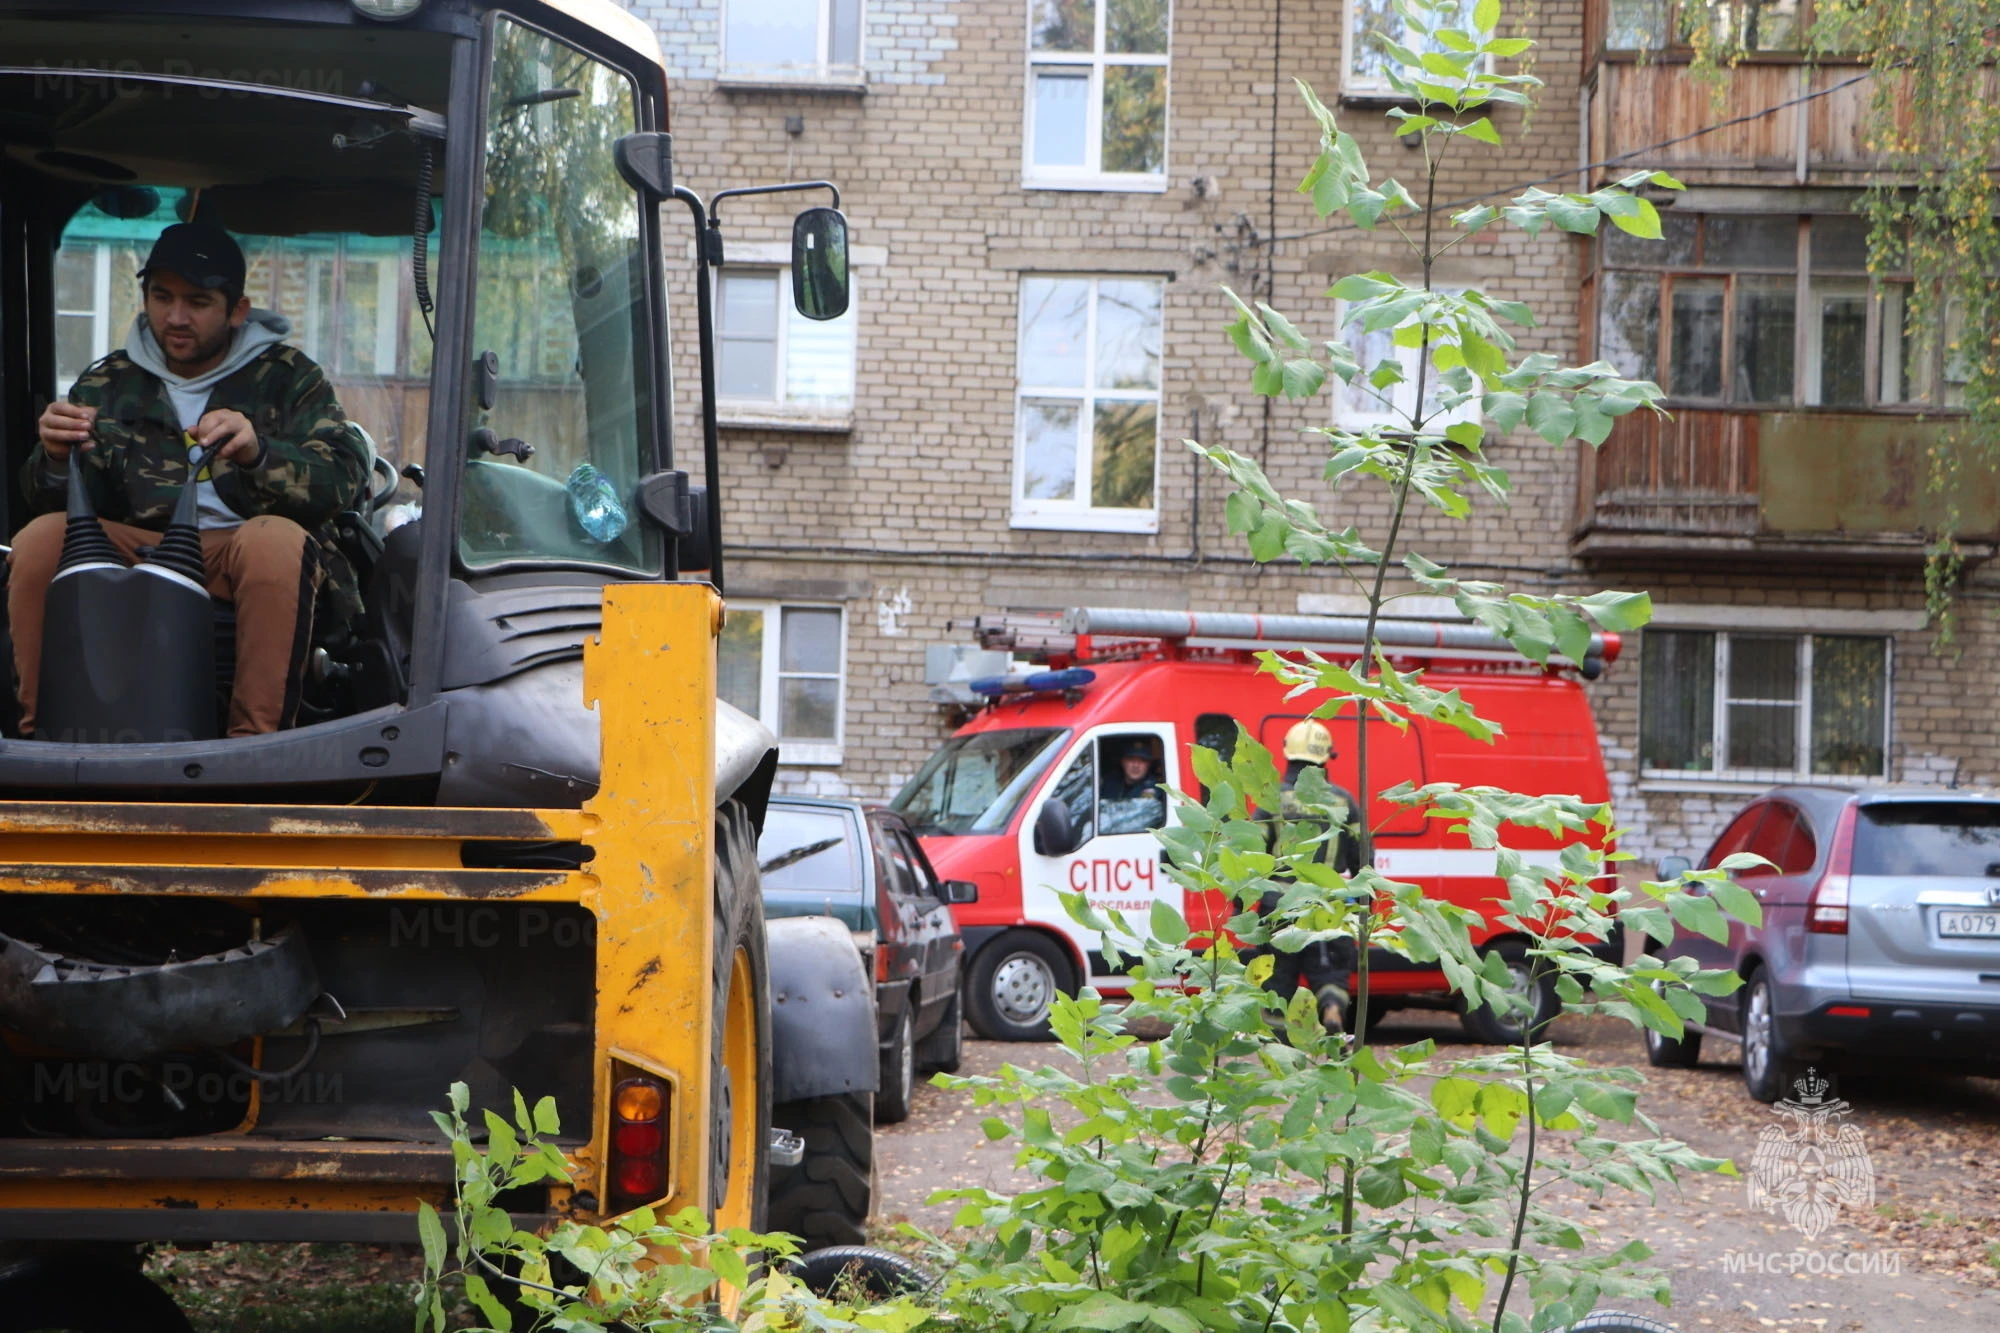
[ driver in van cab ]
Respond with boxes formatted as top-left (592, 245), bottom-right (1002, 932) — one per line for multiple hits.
top-left (13, 221), bottom-right (369, 737)
top-left (1102, 738), bottom-right (1162, 802)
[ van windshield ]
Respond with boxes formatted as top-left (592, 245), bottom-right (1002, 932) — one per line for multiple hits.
top-left (1853, 802), bottom-right (2000, 877)
top-left (892, 728), bottom-right (1069, 836)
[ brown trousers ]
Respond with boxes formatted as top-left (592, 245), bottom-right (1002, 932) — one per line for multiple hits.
top-left (9, 512), bottom-right (319, 737)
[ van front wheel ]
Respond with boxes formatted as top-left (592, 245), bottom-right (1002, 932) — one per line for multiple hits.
top-left (965, 931), bottom-right (1073, 1041)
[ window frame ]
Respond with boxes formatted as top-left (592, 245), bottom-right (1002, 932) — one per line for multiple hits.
top-left (1021, 0), bottom-right (1173, 192)
top-left (1341, 0), bottom-right (1496, 102)
top-left (1596, 0), bottom-right (1816, 57)
top-left (1330, 290), bottom-right (1482, 433)
top-left (712, 262), bottom-right (858, 428)
top-left (719, 0), bottom-right (867, 88)
top-left (722, 600), bottom-right (849, 767)
top-left (1639, 628), bottom-right (1893, 784)
top-left (1010, 272), bottom-right (1165, 534)
top-left (1592, 213), bottom-right (1960, 414)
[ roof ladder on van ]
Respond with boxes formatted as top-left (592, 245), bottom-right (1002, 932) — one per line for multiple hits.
top-left (967, 607), bottom-right (1622, 680)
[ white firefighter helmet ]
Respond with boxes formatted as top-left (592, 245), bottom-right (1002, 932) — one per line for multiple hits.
top-left (1282, 719), bottom-right (1334, 764)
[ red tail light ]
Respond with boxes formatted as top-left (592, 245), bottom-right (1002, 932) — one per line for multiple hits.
top-left (607, 1075), bottom-right (668, 1212)
top-left (1807, 801), bottom-right (1860, 935)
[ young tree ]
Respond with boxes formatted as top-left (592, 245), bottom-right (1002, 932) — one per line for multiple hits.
top-left (933, 3), bottom-right (1764, 1331)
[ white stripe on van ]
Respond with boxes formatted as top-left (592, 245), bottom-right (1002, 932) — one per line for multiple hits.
top-left (1372, 848), bottom-right (1566, 879)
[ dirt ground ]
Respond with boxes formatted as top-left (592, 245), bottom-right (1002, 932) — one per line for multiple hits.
top-left (875, 1010), bottom-right (2000, 1333)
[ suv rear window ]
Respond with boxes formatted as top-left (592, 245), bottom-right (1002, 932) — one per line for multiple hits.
top-left (1852, 802), bottom-right (2000, 877)
top-left (758, 807), bottom-right (861, 894)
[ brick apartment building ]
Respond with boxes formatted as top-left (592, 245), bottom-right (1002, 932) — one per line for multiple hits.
top-left (611, 0), bottom-right (1991, 866)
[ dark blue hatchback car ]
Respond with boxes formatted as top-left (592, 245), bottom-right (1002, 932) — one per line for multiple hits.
top-left (758, 797), bottom-right (976, 1123)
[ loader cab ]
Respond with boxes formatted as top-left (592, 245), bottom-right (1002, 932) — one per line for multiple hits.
top-left (0, 1), bottom-right (847, 806)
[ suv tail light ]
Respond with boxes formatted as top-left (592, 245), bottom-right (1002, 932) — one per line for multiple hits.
top-left (607, 1075), bottom-right (668, 1212)
top-left (1807, 800), bottom-right (1860, 935)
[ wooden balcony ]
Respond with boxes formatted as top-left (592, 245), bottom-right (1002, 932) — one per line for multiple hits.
top-left (1584, 57), bottom-right (1882, 190)
top-left (1572, 408), bottom-right (1998, 566)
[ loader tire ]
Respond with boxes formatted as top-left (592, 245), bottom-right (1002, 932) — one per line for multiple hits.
top-left (712, 800), bottom-right (774, 1232)
top-left (767, 1090), bottom-right (875, 1251)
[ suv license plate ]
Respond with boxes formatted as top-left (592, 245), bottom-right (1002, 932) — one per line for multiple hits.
top-left (1937, 911), bottom-right (2000, 938)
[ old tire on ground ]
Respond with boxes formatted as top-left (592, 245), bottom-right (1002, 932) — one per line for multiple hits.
top-left (965, 930), bottom-right (1073, 1041)
top-left (1458, 938), bottom-right (1559, 1045)
top-left (875, 1007), bottom-right (914, 1125)
top-left (1741, 969), bottom-right (1804, 1104)
top-left (1561, 1314), bottom-right (1680, 1332)
top-left (789, 1246), bottom-right (931, 1300)
top-left (916, 990), bottom-right (964, 1074)
top-left (767, 1090), bottom-right (875, 1251)
top-left (0, 1257), bottom-right (193, 1333)
top-left (712, 801), bottom-right (773, 1232)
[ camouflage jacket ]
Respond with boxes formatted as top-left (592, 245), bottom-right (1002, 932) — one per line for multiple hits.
top-left (24, 346), bottom-right (371, 638)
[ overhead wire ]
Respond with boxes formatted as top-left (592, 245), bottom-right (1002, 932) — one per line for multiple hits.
top-left (1258, 65), bottom-right (1881, 249)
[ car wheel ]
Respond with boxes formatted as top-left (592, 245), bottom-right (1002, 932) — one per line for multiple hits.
top-left (916, 990), bottom-right (964, 1074)
top-left (1741, 969), bottom-right (1803, 1103)
top-left (1458, 939), bottom-right (1559, 1045)
top-left (965, 930), bottom-right (1073, 1041)
top-left (1644, 1017), bottom-right (1704, 1068)
top-left (767, 1091), bottom-right (874, 1251)
top-left (876, 1008), bottom-right (915, 1125)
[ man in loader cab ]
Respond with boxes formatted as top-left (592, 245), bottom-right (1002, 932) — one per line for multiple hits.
top-left (12, 221), bottom-right (369, 737)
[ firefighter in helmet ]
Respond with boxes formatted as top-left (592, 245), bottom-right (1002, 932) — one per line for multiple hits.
top-left (1253, 719), bottom-right (1362, 1033)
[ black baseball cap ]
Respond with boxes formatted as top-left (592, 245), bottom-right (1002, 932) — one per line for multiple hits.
top-left (138, 222), bottom-right (245, 294)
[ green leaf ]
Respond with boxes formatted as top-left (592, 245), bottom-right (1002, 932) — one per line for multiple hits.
top-left (1710, 878), bottom-right (1765, 928)
top-left (1525, 391), bottom-right (1576, 443)
top-left (1431, 1076), bottom-right (1479, 1123)
top-left (1150, 898), bottom-right (1190, 945)
top-left (1546, 195), bottom-right (1602, 234)
top-left (1457, 117), bottom-right (1501, 145)
top-left (416, 1201), bottom-right (446, 1275)
top-left (1056, 1293), bottom-right (1156, 1331)
top-left (1610, 196), bottom-right (1664, 239)
top-left (1281, 357), bottom-right (1328, 399)
top-left (1487, 36), bottom-right (1532, 55)
top-left (710, 1242), bottom-right (751, 1290)
top-left (1445, 421), bottom-right (1485, 450)
top-left (1483, 390), bottom-right (1527, 432)
top-left (532, 1095), bottom-right (561, 1137)
top-left (1474, 0), bottom-right (1501, 30)
top-left (1576, 589), bottom-right (1653, 631)
top-left (463, 1273), bottom-right (514, 1332)
top-left (1329, 272), bottom-right (1399, 302)
top-left (1667, 890), bottom-right (1732, 944)
top-left (1259, 303), bottom-right (1310, 352)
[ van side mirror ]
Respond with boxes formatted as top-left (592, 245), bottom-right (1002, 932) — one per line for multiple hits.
top-left (1657, 855), bottom-right (1692, 881)
top-left (1033, 801), bottom-right (1080, 857)
top-left (791, 207), bottom-right (849, 320)
top-left (939, 879), bottom-right (979, 905)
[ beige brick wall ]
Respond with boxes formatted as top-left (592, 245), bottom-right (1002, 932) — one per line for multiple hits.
top-left (618, 0), bottom-right (1980, 862)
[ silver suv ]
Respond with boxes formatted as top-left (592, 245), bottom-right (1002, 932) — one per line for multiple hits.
top-left (1649, 787), bottom-right (2000, 1101)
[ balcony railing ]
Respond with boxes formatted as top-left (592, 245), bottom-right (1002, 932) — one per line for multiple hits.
top-left (1573, 408), bottom-right (1995, 564)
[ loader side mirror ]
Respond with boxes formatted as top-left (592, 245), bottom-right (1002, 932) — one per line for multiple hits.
top-left (938, 879), bottom-right (979, 905)
top-left (791, 207), bottom-right (849, 321)
top-left (1033, 800), bottom-right (1080, 858)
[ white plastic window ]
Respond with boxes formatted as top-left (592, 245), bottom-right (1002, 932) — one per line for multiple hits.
top-left (718, 602), bottom-right (848, 765)
top-left (715, 267), bottom-right (857, 419)
top-left (1024, 0), bottom-right (1171, 190)
top-left (723, 0), bottom-right (863, 84)
top-left (1012, 275), bottom-right (1163, 532)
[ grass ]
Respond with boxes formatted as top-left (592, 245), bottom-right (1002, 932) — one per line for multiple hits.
top-left (143, 1242), bottom-right (472, 1332)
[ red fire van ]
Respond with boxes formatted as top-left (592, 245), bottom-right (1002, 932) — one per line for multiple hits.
top-left (891, 608), bottom-right (1623, 1043)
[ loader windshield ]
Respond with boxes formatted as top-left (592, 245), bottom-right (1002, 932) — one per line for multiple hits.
top-left (459, 16), bottom-right (660, 575)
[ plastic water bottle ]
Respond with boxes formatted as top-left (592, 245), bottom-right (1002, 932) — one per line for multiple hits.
top-left (565, 462), bottom-right (628, 543)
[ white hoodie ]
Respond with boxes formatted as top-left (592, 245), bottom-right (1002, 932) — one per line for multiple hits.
top-left (121, 308), bottom-right (291, 530)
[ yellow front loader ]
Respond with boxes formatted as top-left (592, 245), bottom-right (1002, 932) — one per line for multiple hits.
top-left (0, 0), bottom-right (878, 1320)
